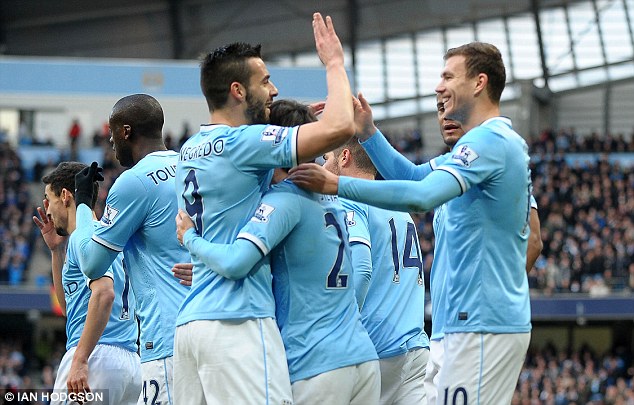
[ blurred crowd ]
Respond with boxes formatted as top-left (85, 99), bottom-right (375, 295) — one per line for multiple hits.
top-left (0, 143), bottom-right (37, 286)
top-left (405, 127), bottom-right (634, 297)
top-left (513, 344), bottom-right (634, 405)
top-left (0, 337), bottom-right (61, 397)
top-left (2, 126), bottom-right (633, 296)
top-left (526, 127), bottom-right (634, 295)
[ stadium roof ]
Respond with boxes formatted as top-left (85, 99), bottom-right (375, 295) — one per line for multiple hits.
top-left (1, 0), bottom-right (584, 59)
top-left (4, 0), bottom-right (632, 122)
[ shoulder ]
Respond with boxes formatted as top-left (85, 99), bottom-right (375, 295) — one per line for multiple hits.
top-left (341, 198), bottom-right (368, 215)
top-left (266, 180), bottom-right (306, 201)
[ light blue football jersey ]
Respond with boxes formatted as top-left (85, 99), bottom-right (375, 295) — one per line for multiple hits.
top-left (339, 117), bottom-right (531, 334)
top-left (341, 199), bottom-right (429, 359)
top-left (238, 180), bottom-right (378, 382)
top-left (175, 124), bottom-right (298, 324)
top-left (64, 221), bottom-right (137, 352)
top-left (92, 150), bottom-right (190, 362)
top-left (432, 117), bottom-right (531, 333)
top-left (429, 203), bottom-right (448, 341)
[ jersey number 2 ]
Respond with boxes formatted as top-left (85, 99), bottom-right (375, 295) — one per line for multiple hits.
top-left (325, 212), bottom-right (348, 289)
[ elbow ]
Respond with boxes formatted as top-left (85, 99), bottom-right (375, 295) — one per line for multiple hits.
top-left (339, 122), bottom-right (355, 139)
top-left (92, 285), bottom-right (115, 307)
top-left (223, 268), bottom-right (251, 281)
top-left (325, 120), bottom-right (355, 141)
top-left (212, 263), bottom-right (251, 281)
top-left (531, 235), bottom-right (544, 256)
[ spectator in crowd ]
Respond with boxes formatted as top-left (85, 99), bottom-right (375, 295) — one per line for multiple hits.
top-left (68, 119), bottom-right (82, 160)
top-left (0, 143), bottom-right (36, 286)
top-left (513, 344), bottom-right (634, 404)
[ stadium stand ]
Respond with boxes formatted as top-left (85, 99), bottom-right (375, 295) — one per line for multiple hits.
top-left (0, 142), bottom-right (37, 287)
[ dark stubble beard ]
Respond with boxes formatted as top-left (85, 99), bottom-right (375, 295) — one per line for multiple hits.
top-left (245, 91), bottom-right (269, 125)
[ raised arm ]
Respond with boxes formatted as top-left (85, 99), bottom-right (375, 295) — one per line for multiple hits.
top-left (33, 202), bottom-right (68, 315)
top-left (355, 93), bottom-right (440, 181)
top-left (73, 162), bottom-right (118, 280)
top-left (75, 204), bottom-right (120, 279)
top-left (295, 13), bottom-right (355, 163)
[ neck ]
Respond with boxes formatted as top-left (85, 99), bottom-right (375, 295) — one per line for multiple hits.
top-left (341, 166), bottom-right (375, 180)
top-left (132, 139), bottom-right (167, 165)
top-left (210, 106), bottom-right (249, 127)
top-left (67, 207), bottom-right (98, 234)
top-left (462, 103), bottom-right (500, 133)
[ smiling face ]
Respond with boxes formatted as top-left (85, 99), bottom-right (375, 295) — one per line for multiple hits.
top-left (435, 55), bottom-right (476, 126)
top-left (436, 94), bottom-right (465, 149)
top-left (44, 184), bottom-right (69, 236)
top-left (244, 58), bottom-right (278, 124)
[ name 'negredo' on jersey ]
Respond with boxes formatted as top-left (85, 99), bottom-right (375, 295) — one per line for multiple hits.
top-left (175, 124), bottom-right (298, 325)
top-left (92, 150), bottom-right (190, 362)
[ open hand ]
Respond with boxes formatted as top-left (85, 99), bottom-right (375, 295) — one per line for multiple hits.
top-left (288, 163), bottom-right (339, 195)
top-left (353, 93), bottom-right (378, 140)
top-left (172, 263), bottom-right (193, 286)
top-left (33, 200), bottom-right (67, 251)
top-left (312, 13), bottom-right (344, 67)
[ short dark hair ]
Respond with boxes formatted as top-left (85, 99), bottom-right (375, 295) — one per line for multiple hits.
top-left (444, 42), bottom-right (506, 103)
top-left (333, 138), bottom-right (377, 177)
top-left (200, 42), bottom-right (262, 112)
top-left (269, 99), bottom-right (317, 127)
top-left (42, 162), bottom-right (99, 208)
top-left (110, 94), bottom-right (164, 140)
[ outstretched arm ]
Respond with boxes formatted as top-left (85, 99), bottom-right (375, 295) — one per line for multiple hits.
top-left (176, 210), bottom-right (263, 280)
top-left (355, 93), bottom-right (441, 181)
top-left (295, 13), bottom-right (355, 163)
top-left (289, 163), bottom-right (462, 213)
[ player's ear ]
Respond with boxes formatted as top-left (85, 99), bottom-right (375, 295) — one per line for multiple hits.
top-left (123, 124), bottom-right (132, 140)
top-left (474, 73), bottom-right (488, 97)
top-left (340, 149), bottom-right (351, 166)
top-left (61, 188), bottom-right (73, 207)
top-left (230, 82), bottom-right (246, 102)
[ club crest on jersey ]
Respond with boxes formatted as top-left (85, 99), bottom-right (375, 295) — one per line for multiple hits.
top-left (451, 145), bottom-right (479, 167)
top-left (346, 211), bottom-right (356, 227)
top-left (261, 126), bottom-right (288, 146)
top-left (252, 203), bottom-right (275, 223)
top-left (100, 204), bottom-right (120, 226)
